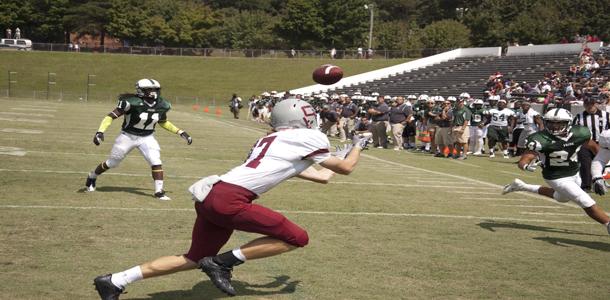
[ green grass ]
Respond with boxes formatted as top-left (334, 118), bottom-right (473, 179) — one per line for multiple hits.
top-left (1, 98), bottom-right (610, 299)
top-left (0, 51), bottom-right (404, 104)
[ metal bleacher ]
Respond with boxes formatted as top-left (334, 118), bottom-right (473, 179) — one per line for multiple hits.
top-left (332, 54), bottom-right (579, 98)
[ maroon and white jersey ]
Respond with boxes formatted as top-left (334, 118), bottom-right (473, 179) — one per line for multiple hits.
top-left (220, 128), bottom-right (331, 195)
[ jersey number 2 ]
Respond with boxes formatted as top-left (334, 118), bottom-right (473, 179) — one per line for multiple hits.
top-left (246, 136), bottom-right (277, 169)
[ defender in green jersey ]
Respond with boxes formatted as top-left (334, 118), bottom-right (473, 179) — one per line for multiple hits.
top-left (503, 108), bottom-right (610, 235)
top-left (85, 79), bottom-right (193, 201)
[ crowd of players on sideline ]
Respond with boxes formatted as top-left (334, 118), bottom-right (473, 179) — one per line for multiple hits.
top-left (243, 47), bottom-right (609, 161)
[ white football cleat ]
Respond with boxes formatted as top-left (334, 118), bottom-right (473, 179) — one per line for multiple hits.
top-left (502, 178), bottom-right (526, 195)
top-left (85, 176), bottom-right (96, 192)
top-left (154, 191), bottom-right (171, 201)
top-left (489, 152), bottom-right (495, 158)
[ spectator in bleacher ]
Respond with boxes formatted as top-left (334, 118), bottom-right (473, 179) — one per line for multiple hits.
top-left (450, 98), bottom-right (471, 159)
top-left (368, 96), bottom-right (390, 148)
top-left (389, 96), bottom-right (412, 151)
top-left (573, 97), bottom-right (610, 192)
top-left (338, 94), bottom-right (358, 142)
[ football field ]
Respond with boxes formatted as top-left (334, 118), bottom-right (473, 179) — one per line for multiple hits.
top-left (1, 98), bottom-right (609, 299)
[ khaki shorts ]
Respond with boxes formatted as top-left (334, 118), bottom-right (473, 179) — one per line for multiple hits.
top-left (452, 126), bottom-right (470, 144)
top-left (435, 127), bottom-right (453, 145)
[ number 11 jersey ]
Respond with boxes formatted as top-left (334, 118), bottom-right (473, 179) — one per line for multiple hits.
top-left (220, 128), bottom-right (331, 195)
top-left (117, 95), bottom-right (171, 136)
top-left (525, 125), bottom-right (591, 180)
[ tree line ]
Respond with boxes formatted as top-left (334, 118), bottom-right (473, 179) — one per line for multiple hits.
top-left (1, 0), bottom-right (608, 50)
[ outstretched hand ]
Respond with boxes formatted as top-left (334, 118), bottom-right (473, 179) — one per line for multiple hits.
top-left (180, 131), bottom-right (192, 145)
top-left (332, 144), bottom-right (353, 159)
top-left (93, 132), bottom-right (104, 146)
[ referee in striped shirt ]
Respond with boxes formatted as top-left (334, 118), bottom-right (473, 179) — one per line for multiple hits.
top-left (573, 97), bottom-right (610, 192)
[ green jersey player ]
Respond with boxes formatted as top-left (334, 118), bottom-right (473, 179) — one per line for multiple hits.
top-left (85, 79), bottom-right (193, 200)
top-left (503, 108), bottom-right (610, 234)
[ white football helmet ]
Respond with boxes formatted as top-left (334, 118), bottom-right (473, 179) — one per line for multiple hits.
top-left (459, 92), bottom-right (471, 99)
top-left (544, 108), bottom-right (572, 136)
top-left (407, 95), bottom-right (417, 100)
top-left (136, 79), bottom-right (161, 100)
top-left (271, 98), bottom-right (317, 130)
top-left (447, 96), bottom-right (457, 102)
top-left (418, 94), bottom-right (429, 101)
top-left (473, 99), bottom-right (484, 105)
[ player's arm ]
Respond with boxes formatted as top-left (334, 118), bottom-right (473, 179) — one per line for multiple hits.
top-left (92, 108), bottom-right (124, 146)
top-left (534, 115), bottom-right (544, 130)
top-left (158, 120), bottom-right (193, 145)
top-left (297, 166), bottom-right (335, 184)
top-left (517, 150), bottom-right (540, 171)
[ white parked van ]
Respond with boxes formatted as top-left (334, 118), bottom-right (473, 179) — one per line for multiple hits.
top-left (0, 39), bottom-right (32, 51)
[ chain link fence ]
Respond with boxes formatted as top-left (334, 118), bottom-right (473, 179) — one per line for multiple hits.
top-left (31, 43), bottom-right (452, 60)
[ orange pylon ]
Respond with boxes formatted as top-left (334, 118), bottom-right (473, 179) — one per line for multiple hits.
top-left (203, 106), bottom-right (209, 113)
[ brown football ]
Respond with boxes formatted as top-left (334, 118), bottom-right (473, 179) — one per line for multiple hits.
top-left (312, 64), bottom-right (343, 85)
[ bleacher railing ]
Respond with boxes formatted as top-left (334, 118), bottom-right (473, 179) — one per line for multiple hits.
top-left (31, 43), bottom-right (452, 59)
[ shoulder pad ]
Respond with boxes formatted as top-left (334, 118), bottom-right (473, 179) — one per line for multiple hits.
top-left (158, 97), bottom-right (172, 110)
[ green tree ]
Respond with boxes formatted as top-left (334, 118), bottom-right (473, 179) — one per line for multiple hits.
top-left (421, 19), bottom-right (470, 49)
top-left (320, 0), bottom-right (369, 49)
top-left (218, 10), bottom-right (278, 50)
top-left (276, 0), bottom-right (325, 48)
top-left (63, 0), bottom-right (112, 45)
top-left (375, 20), bottom-right (422, 50)
top-left (0, 0), bottom-right (34, 38)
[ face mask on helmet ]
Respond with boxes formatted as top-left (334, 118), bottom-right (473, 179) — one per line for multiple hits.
top-left (136, 79), bottom-right (161, 101)
top-left (545, 120), bottom-right (571, 136)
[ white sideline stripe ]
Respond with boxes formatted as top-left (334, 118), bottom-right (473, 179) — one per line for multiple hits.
top-left (0, 111), bottom-right (54, 117)
top-left (491, 204), bottom-right (564, 209)
top-left (0, 117), bottom-right (48, 123)
top-left (188, 115), bottom-right (579, 209)
top-left (11, 107), bottom-right (57, 112)
top-left (0, 204), bottom-right (594, 225)
top-left (520, 212), bottom-right (585, 217)
top-left (1, 128), bottom-right (43, 134)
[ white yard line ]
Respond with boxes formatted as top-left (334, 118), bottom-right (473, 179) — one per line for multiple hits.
top-left (491, 204), bottom-right (564, 209)
top-left (0, 111), bottom-right (54, 117)
top-left (0, 128), bottom-right (43, 134)
top-left (499, 170), bottom-right (535, 178)
top-left (460, 197), bottom-right (528, 202)
top-left (452, 191), bottom-right (512, 195)
top-left (0, 204), bottom-right (594, 225)
top-left (10, 107), bottom-right (57, 112)
top-left (520, 212), bottom-right (585, 217)
top-left (0, 117), bottom-right (48, 123)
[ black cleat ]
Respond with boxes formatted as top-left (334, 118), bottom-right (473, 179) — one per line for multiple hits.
top-left (199, 257), bottom-right (236, 296)
top-left (86, 176), bottom-right (96, 192)
top-left (93, 274), bottom-right (123, 300)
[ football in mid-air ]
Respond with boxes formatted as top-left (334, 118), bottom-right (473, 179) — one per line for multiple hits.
top-left (312, 64), bottom-right (343, 85)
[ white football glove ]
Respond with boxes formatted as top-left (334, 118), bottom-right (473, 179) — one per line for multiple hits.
top-left (593, 177), bottom-right (607, 196)
top-left (332, 144), bottom-right (353, 159)
top-left (352, 134), bottom-right (369, 149)
top-left (524, 159), bottom-right (541, 172)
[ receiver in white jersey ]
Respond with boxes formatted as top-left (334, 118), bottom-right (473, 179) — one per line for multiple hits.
top-left (488, 108), bottom-right (515, 127)
top-left (220, 128), bottom-right (331, 195)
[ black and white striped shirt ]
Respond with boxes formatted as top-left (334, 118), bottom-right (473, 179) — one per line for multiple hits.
top-left (572, 109), bottom-right (610, 142)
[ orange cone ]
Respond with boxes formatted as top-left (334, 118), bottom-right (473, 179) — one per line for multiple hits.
top-left (203, 106), bottom-right (209, 113)
top-left (215, 107), bottom-right (222, 116)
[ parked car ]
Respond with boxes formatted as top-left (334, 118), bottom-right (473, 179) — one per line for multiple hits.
top-left (0, 38), bottom-right (32, 51)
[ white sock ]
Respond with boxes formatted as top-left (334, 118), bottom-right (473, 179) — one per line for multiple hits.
top-left (424, 143), bottom-right (430, 151)
top-left (232, 248), bottom-right (247, 262)
top-left (154, 180), bottom-right (163, 193)
top-left (503, 149), bottom-right (509, 155)
top-left (111, 266), bottom-right (143, 290)
top-left (89, 171), bottom-right (98, 179)
top-left (522, 183), bottom-right (541, 193)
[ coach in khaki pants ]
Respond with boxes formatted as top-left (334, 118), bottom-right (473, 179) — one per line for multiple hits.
top-left (450, 98), bottom-right (471, 160)
top-left (389, 96), bottom-right (412, 150)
